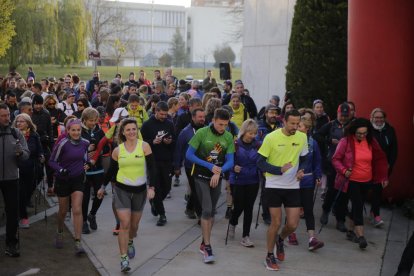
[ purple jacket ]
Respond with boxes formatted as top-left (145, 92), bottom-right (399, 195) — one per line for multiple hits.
top-left (49, 137), bottom-right (89, 179)
top-left (229, 139), bottom-right (260, 185)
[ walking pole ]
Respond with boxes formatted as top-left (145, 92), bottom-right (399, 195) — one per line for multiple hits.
top-left (318, 179), bottom-right (346, 234)
top-left (255, 199), bottom-right (261, 229)
top-left (313, 184), bottom-right (319, 205)
top-left (225, 217), bottom-right (231, 245)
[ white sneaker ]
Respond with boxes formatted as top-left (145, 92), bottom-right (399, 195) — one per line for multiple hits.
top-left (241, 236), bottom-right (254, 247)
top-left (228, 224), bottom-right (235, 240)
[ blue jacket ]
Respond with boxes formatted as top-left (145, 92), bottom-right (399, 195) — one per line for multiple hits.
top-left (174, 122), bottom-right (202, 169)
top-left (300, 136), bottom-right (322, 189)
top-left (256, 119), bottom-right (281, 143)
top-left (229, 139), bottom-right (260, 185)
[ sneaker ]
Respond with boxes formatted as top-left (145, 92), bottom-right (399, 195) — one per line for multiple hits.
top-left (276, 237), bottom-right (285, 261)
top-left (320, 210), bottom-right (329, 225)
top-left (127, 242), bottom-right (135, 259)
top-left (336, 221), bottom-right (347, 232)
top-left (346, 230), bottom-right (358, 243)
top-left (228, 224), bottom-right (236, 240)
top-left (264, 254), bottom-right (279, 271)
top-left (82, 222), bottom-right (90, 234)
top-left (156, 215), bottom-right (167, 226)
top-left (173, 177), bottom-right (180, 187)
top-left (120, 256), bottom-right (131, 272)
top-left (55, 231), bottom-right (64, 249)
top-left (113, 224), bottom-right (120, 236)
top-left (308, 237), bottom-right (324, 251)
top-left (75, 240), bottom-right (85, 255)
top-left (20, 218), bottom-right (30, 229)
top-left (288, 233), bottom-right (299, 245)
top-left (203, 245), bottom-right (215, 263)
top-left (357, 236), bottom-right (368, 249)
top-left (225, 207), bottom-right (232, 219)
top-left (185, 209), bottom-right (196, 219)
top-left (87, 214), bottom-right (97, 230)
top-left (241, 236), bottom-right (254, 247)
top-left (166, 192), bottom-right (171, 199)
top-left (150, 200), bottom-right (158, 216)
top-left (5, 243), bottom-right (20, 257)
top-left (199, 242), bottom-right (205, 254)
top-left (373, 216), bottom-right (384, 228)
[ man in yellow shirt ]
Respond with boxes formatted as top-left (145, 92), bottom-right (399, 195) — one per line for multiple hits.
top-left (257, 110), bottom-right (307, 271)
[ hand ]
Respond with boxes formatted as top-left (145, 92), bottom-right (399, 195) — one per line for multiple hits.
top-left (296, 169), bottom-right (305, 181)
top-left (88, 144), bottom-right (96, 152)
top-left (344, 169), bottom-right (352, 178)
top-left (15, 142), bottom-right (23, 156)
top-left (211, 165), bottom-right (222, 175)
top-left (281, 162), bottom-right (293, 173)
top-left (210, 174), bottom-right (220, 188)
top-left (315, 178), bottom-right (321, 186)
top-left (51, 117), bottom-right (57, 124)
top-left (153, 136), bottom-right (162, 144)
top-left (88, 151), bottom-right (96, 159)
top-left (97, 187), bottom-right (105, 199)
top-left (234, 165), bottom-right (242, 173)
top-left (163, 136), bottom-right (173, 144)
top-left (381, 180), bottom-right (389, 188)
top-left (174, 169), bottom-right (181, 177)
top-left (331, 139), bottom-right (339, 145)
top-left (147, 188), bottom-right (155, 199)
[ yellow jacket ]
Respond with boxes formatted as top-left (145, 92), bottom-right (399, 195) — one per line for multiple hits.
top-left (230, 102), bottom-right (249, 129)
top-left (126, 104), bottom-right (149, 128)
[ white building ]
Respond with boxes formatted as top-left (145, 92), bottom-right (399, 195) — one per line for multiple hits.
top-left (241, 0), bottom-right (296, 108)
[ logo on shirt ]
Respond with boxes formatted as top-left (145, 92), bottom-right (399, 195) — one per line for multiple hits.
top-left (206, 143), bottom-right (223, 164)
top-left (292, 143), bottom-right (300, 147)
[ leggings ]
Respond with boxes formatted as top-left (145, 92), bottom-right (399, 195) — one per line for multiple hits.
top-left (82, 173), bottom-right (104, 221)
top-left (230, 184), bottom-right (259, 237)
top-left (194, 177), bottom-right (222, 219)
top-left (348, 180), bottom-right (373, 226)
top-left (185, 167), bottom-right (202, 217)
top-left (300, 187), bottom-right (315, 231)
top-left (19, 170), bottom-right (35, 219)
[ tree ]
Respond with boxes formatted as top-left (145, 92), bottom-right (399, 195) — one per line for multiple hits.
top-left (112, 39), bottom-right (126, 73)
top-left (226, 0), bottom-right (244, 42)
top-left (158, 53), bottom-right (172, 67)
top-left (128, 40), bottom-right (141, 68)
top-left (285, 0), bottom-right (348, 117)
top-left (213, 45), bottom-right (236, 67)
top-left (170, 28), bottom-right (187, 67)
top-left (0, 0), bottom-right (16, 58)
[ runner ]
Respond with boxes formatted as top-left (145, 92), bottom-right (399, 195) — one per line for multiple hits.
top-left (97, 118), bottom-right (156, 272)
top-left (257, 109), bottom-right (308, 271)
top-left (186, 108), bottom-right (235, 263)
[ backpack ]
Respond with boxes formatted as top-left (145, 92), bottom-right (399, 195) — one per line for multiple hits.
top-left (62, 101), bottom-right (75, 113)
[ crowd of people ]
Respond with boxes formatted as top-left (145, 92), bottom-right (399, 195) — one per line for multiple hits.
top-left (0, 66), bottom-right (403, 273)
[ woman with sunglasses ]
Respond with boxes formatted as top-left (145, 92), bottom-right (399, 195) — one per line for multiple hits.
top-left (73, 98), bottom-right (90, 119)
top-left (332, 118), bottom-right (388, 249)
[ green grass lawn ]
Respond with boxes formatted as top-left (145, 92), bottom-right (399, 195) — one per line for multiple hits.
top-left (0, 65), bottom-right (241, 83)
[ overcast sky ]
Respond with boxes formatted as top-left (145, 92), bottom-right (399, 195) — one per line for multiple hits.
top-left (118, 0), bottom-right (191, 7)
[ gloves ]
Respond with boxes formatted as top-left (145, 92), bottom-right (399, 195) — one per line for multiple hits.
top-left (15, 141), bottom-right (23, 156)
top-left (59, 168), bottom-right (69, 177)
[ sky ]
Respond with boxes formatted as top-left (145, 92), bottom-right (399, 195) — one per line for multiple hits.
top-left (118, 0), bottom-right (191, 7)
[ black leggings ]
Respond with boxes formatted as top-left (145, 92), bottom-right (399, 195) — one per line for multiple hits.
top-left (82, 173), bottom-right (104, 221)
top-left (230, 184), bottom-right (259, 237)
top-left (185, 167), bottom-right (202, 217)
top-left (0, 180), bottom-right (19, 246)
top-left (348, 181), bottom-right (373, 226)
top-left (300, 187), bottom-right (315, 231)
top-left (153, 161), bottom-right (172, 216)
top-left (19, 170), bottom-right (35, 219)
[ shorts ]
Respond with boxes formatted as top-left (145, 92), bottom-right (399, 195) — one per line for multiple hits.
top-left (194, 177), bottom-right (222, 219)
top-left (113, 185), bottom-right (146, 212)
top-left (55, 174), bottom-right (85, 197)
top-left (264, 188), bottom-right (301, 208)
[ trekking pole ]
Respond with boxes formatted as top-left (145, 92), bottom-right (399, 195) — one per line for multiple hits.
top-left (318, 179), bottom-right (346, 234)
top-left (255, 199), bottom-right (261, 229)
top-left (313, 184), bottom-right (319, 205)
top-left (225, 217), bottom-right (231, 245)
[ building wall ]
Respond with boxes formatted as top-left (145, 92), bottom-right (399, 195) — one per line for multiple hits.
top-left (241, 0), bottom-right (295, 109)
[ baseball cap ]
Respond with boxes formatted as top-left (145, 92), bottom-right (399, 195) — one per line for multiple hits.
top-left (110, 107), bottom-right (129, 123)
top-left (337, 102), bottom-right (350, 116)
top-left (265, 104), bottom-right (280, 114)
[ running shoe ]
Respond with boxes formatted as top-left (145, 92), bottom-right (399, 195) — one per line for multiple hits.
top-left (156, 215), bottom-right (167, 226)
top-left (240, 236), bottom-right (254, 247)
top-left (228, 224), bottom-right (236, 240)
top-left (166, 192), bottom-right (171, 199)
top-left (203, 245), bottom-right (215, 263)
top-left (199, 242), bottom-right (205, 254)
top-left (336, 221), bottom-right (347, 232)
top-left (87, 214), bottom-right (97, 230)
top-left (264, 254), bottom-right (279, 271)
top-left (308, 237), bottom-right (324, 251)
top-left (185, 209), bottom-right (196, 219)
top-left (288, 233), bottom-right (299, 245)
top-left (20, 218), bottom-right (30, 229)
top-left (173, 177), bottom-right (180, 187)
top-left (75, 240), bottom-right (85, 255)
top-left (5, 243), bottom-right (20, 257)
top-left (357, 236), bottom-right (368, 249)
top-left (373, 216), bottom-right (384, 228)
top-left (127, 242), bottom-right (135, 259)
top-left (276, 237), bottom-right (285, 261)
top-left (55, 231), bottom-right (64, 249)
top-left (346, 230), bottom-right (358, 243)
top-left (120, 256), bottom-right (131, 272)
top-left (113, 224), bottom-right (120, 236)
top-left (82, 222), bottom-right (90, 234)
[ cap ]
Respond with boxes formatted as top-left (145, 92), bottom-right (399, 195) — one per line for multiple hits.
top-left (110, 107), bottom-right (129, 123)
top-left (337, 102), bottom-right (350, 116)
top-left (265, 104), bottom-right (280, 113)
top-left (222, 105), bottom-right (233, 116)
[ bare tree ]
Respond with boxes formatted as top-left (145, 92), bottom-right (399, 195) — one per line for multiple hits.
top-left (226, 0), bottom-right (244, 42)
top-left (128, 40), bottom-right (141, 68)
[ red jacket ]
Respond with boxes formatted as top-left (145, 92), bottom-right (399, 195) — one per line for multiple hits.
top-left (332, 135), bottom-right (388, 192)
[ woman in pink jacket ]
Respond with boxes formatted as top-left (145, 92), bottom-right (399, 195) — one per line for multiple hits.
top-left (332, 118), bottom-right (388, 249)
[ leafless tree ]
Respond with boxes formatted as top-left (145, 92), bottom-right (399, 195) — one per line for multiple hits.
top-left (226, 0), bottom-right (244, 42)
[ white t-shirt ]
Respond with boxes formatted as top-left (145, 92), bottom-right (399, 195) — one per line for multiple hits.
top-left (58, 101), bottom-right (78, 116)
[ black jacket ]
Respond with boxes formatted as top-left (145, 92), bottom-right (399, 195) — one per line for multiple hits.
top-left (32, 108), bottom-right (53, 152)
top-left (222, 93), bottom-right (258, 119)
top-left (372, 122), bottom-right (398, 175)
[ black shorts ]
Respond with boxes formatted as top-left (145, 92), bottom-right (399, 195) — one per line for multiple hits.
top-left (264, 188), bottom-right (301, 208)
top-left (55, 174), bottom-right (85, 197)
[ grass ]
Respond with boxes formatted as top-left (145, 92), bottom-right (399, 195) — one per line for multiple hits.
top-left (0, 65), bottom-right (241, 83)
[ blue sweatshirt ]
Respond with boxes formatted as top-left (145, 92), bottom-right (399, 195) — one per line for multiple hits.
top-left (229, 139), bottom-right (260, 185)
top-left (300, 136), bottom-right (322, 189)
top-left (49, 137), bottom-right (89, 179)
top-left (173, 122), bottom-right (203, 170)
